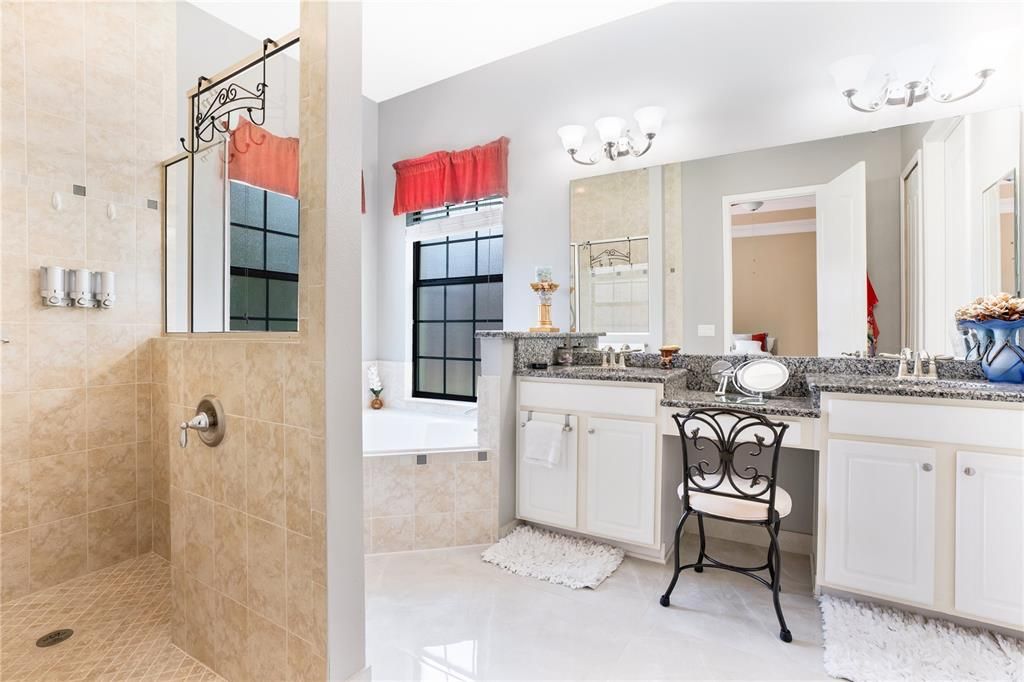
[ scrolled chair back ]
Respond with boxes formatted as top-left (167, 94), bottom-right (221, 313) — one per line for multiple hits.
top-left (672, 407), bottom-right (789, 519)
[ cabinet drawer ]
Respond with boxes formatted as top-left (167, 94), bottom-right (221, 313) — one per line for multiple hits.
top-left (519, 380), bottom-right (657, 418)
top-left (828, 398), bottom-right (1024, 451)
top-left (661, 410), bottom-right (809, 449)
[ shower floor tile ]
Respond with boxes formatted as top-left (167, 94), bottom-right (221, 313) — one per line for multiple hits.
top-left (1, 553), bottom-right (222, 681)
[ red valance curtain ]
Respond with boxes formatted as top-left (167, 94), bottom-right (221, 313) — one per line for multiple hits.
top-left (228, 117), bottom-right (299, 199)
top-left (392, 136), bottom-right (509, 215)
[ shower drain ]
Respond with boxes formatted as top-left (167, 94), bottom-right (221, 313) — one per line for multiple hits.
top-left (36, 629), bottom-right (73, 647)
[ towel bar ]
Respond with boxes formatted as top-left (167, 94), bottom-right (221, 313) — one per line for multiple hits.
top-left (522, 411), bottom-right (574, 433)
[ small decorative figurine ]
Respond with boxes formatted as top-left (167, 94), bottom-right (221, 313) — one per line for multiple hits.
top-left (368, 364), bottom-right (385, 409)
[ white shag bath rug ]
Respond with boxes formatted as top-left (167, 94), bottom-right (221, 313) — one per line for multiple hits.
top-left (819, 594), bottom-right (1024, 681)
top-left (481, 525), bottom-right (625, 589)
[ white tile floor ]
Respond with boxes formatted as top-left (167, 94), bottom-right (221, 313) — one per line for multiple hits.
top-left (366, 535), bottom-right (830, 681)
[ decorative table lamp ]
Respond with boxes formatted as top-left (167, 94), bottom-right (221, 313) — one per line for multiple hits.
top-left (529, 266), bottom-right (559, 333)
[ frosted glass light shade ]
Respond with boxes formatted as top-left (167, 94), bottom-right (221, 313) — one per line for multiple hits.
top-left (557, 124), bottom-right (587, 152)
top-left (594, 116), bottom-right (626, 144)
top-left (828, 54), bottom-right (874, 92)
top-left (634, 106), bottom-right (666, 137)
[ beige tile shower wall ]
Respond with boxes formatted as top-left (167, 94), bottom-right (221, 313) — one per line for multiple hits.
top-left (0, 1), bottom-right (176, 601)
top-left (363, 452), bottom-right (498, 553)
top-left (163, 3), bottom-right (331, 679)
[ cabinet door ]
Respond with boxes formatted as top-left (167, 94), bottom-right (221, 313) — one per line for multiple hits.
top-left (955, 450), bottom-right (1024, 627)
top-left (584, 417), bottom-right (656, 545)
top-left (824, 439), bottom-right (936, 605)
top-left (517, 411), bottom-right (578, 529)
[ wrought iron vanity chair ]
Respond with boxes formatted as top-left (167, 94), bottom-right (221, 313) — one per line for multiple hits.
top-left (659, 407), bottom-right (793, 643)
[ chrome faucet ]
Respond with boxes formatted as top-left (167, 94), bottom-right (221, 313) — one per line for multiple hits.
top-left (890, 348), bottom-right (951, 380)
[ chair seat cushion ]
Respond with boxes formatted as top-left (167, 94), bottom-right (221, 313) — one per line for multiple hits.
top-left (677, 480), bottom-right (792, 521)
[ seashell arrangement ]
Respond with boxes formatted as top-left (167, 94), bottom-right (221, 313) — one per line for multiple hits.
top-left (955, 292), bottom-right (1024, 322)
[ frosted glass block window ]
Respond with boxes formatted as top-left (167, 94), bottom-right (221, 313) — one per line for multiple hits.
top-left (411, 225), bottom-right (503, 402)
top-left (228, 181), bottom-right (299, 331)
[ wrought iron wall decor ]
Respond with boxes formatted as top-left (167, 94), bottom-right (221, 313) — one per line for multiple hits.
top-left (180, 36), bottom-right (298, 154)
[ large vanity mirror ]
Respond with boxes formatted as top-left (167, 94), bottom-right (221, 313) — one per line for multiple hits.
top-left (569, 106), bottom-right (1022, 358)
top-left (163, 36), bottom-right (300, 333)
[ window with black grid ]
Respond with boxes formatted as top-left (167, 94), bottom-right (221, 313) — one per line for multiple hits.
top-left (412, 228), bottom-right (503, 401)
top-left (228, 181), bottom-right (299, 331)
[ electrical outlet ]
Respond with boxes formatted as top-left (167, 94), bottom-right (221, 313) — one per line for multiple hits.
top-left (697, 324), bottom-right (716, 337)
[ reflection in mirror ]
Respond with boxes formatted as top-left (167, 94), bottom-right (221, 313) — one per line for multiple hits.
top-left (565, 106), bottom-right (1022, 358)
top-left (163, 38), bottom-right (300, 333)
top-left (569, 167), bottom-right (666, 349)
top-left (729, 195), bottom-right (817, 356)
top-left (981, 170), bottom-right (1019, 297)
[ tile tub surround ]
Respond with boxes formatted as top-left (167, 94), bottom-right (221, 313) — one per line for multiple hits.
top-left (0, 0), bottom-right (176, 601)
top-left (364, 451), bottom-right (499, 553)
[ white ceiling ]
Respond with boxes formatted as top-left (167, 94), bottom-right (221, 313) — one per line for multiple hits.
top-left (187, 0), bottom-right (672, 101)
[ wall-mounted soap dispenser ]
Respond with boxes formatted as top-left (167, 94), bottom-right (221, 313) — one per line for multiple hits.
top-left (39, 266), bottom-right (70, 307)
top-left (39, 267), bottom-right (115, 309)
top-left (69, 268), bottom-right (95, 308)
top-left (94, 271), bottom-right (115, 308)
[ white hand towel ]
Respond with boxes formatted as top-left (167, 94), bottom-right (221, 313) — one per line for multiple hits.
top-left (523, 420), bottom-right (565, 469)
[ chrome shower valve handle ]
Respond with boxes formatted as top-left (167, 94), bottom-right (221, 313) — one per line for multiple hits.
top-left (177, 396), bottom-right (226, 449)
top-left (178, 413), bottom-right (210, 448)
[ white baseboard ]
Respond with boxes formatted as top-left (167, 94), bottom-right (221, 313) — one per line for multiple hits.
top-left (688, 518), bottom-right (813, 556)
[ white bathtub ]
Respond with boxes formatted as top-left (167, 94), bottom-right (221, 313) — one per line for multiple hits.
top-left (362, 408), bottom-right (479, 456)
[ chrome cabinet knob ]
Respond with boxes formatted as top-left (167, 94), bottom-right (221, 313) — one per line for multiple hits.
top-left (963, 467), bottom-right (976, 476)
top-left (921, 463), bottom-right (933, 472)
top-left (587, 428), bottom-right (596, 434)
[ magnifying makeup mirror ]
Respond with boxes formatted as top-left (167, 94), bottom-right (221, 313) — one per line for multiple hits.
top-left (713, 358), bottom-right (790, 405)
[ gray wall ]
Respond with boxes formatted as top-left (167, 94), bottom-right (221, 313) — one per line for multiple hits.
top-left (679, 128), bottom-right (904, 354)
top-left (373, 2), bottom-right (1020, 362)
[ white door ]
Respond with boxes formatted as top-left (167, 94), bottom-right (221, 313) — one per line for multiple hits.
top-left (517, 411), bottom-right (578, 529)
top-left (584, 417), bottom-right (656, 545)
top-left (824, 439), bottom-right (936, 605)
top-left (816, 162), bottom-right (867, 356)
top-left (955, 450), bottom-right (1024, 627)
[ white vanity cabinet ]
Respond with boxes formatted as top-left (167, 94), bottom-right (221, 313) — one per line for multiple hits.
top-left (516, 377), bottom-right (669, 557)
top-left (823, 439), bottom-right (936, 605)
top-left (955, 450), bottom-right (1024, 626)
top-left (584, 418), bottom-right (657, 545)
top-left (818, 394), bottom-right (1024, 631)
top-left (516, 411), bottom-right (578, 528)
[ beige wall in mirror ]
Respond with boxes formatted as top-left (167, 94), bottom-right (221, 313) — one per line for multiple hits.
top-left (566, 105), bottom-right (1022, 358)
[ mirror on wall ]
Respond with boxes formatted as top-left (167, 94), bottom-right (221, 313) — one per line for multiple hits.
top-left (163, 39), bottom-right (300, 333)
top-left (981, 169), bottom-right (1020, 297)
top-left (567, 106), bottom-right (1022, 358)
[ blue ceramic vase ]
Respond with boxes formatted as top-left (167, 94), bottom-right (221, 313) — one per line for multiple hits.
top-left (968, 319), bottom-right (1024, 383)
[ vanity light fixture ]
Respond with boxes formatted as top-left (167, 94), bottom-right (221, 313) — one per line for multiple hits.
top-left (557, 106), bottom-right (666, 165)
top-left (829, 45), bottom-right (996, 113)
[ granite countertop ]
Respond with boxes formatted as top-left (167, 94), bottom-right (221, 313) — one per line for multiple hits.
top-left (806, 373), bottom-right (1024, 404)
top-left (517, 365), bottom-right (688, 386)
top-left (661, 391), bottom-right (820, 418)
top-left (476, 330), bottom-right (604, 339)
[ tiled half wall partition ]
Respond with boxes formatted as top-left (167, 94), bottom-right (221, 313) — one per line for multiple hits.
top-left (1, 0), bottom-right (176, 601)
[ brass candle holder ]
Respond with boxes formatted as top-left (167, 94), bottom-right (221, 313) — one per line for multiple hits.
top-left (529, 281), bottom-right (560, 332)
